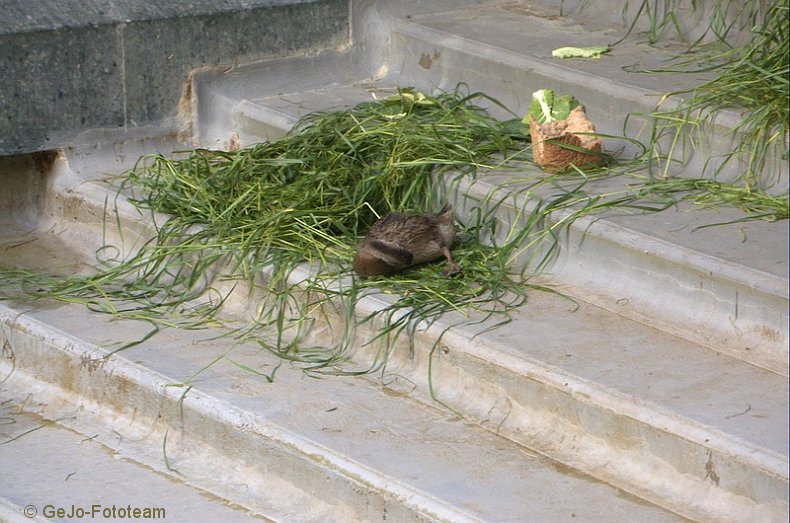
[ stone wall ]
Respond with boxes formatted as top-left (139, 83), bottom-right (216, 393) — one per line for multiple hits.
top-left (0, 0), bottom-right (348, 155)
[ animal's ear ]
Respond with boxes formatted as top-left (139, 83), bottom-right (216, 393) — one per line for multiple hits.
top-left (370, 240), bottom-right (413, 266)
top-left (438, 203), bottom-right (453, 214)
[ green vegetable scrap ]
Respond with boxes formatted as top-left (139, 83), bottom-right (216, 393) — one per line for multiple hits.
top-left (552, 46), bottom-right (610, 59)
top-left (524, 89), bottom-right (580, 124)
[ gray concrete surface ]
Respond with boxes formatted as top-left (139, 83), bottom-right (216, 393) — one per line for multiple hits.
top-left (0, 299), bottom-right (685, 522)
top-left (0, 0), bottom-right (787, 521)
top-left (0, 144), bottom-right (786, 521)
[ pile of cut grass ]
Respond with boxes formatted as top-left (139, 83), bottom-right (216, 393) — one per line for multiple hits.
top-left (626, 1), bottom-right (789, 190)
top-left (1, 88), bottom-right (539, 373)
top-left (616, 0), bottom-right (769, 46)
top-left (121, 88), bottom-right (523, 280)
top-left (0, 86), bottom-right (786, 378)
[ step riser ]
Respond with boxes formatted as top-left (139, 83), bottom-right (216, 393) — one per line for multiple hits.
top-left (388, 21), bottom-right (788, 190)
top-left (550, 222), bottom-right (789, 372)
top-left (446, 177), bottom-right (789, 374)
top-left (298, 293), bottom-right (789, 522)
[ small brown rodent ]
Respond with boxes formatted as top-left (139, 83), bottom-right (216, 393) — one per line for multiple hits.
top-left (353, 204), bottom-right (459, 277)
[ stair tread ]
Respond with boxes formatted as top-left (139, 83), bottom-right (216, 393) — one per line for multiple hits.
top-left (0, 300), bottom-right (682, 522)
top-left (0, 404), bottom-right (267, 522)
top-left (2, 219), bottom-right (787, 464)
top-left (403, 1), bottom-right (712, 104)
top-left (238, 83), bottom-right (788, 294)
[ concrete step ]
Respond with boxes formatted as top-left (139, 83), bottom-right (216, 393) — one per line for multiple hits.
top-left (0, 146), bottom-right (786, 521)
top-left (196, 76), bottom-right (788, 375)
top-left (0, 299), bottom-right (683, 522)
top-left (1, 1), bottom-right (787, 521)
top-left (194, 0), bottom-right (787, 190)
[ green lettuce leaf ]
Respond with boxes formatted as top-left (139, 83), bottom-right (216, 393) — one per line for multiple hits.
top-left (551, 45), bottom-right (610, 59)
top-left (524, 89), bottom-right (580, 124)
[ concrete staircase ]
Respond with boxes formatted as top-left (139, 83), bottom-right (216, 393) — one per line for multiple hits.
top-left (1, 1), bottom-right (787, 522)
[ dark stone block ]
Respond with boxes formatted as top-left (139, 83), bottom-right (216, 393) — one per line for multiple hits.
top-left (123, 1), bottom-right (348, 126)
top-left (0, 25), bottom-right (126, 153)
top-left (0, 0), bottom-right (348, 155)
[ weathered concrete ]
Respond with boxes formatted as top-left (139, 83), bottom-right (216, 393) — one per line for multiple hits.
top-left (0, 144), bottom-right (785, 521)
top-left (0, 0), bottom-right (787, 521)
top-left (0, 299), bottom-right (685, 522)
